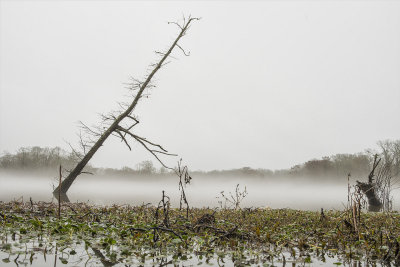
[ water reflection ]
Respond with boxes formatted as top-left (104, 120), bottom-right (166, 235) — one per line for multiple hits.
top-left (0, 242), bottom-right (389, 267)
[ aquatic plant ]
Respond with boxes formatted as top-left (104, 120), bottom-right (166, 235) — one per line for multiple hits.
top-left (1, 199), bottom-right (399, 266)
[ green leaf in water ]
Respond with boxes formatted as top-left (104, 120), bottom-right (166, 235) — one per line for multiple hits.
top-left (172, 238), bottom-right (182, 244)
top-left (2, 244), bottom-right (11, 250)
top-left (304, 255), bottom-right (312, 263)
top-left (59, 257), bottom-right (68, 264)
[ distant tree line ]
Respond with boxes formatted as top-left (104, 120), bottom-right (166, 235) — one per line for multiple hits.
top-left (0, 147), bottom-right (164, 176)
top-left (189, 153), bottom-right (370, 179)
top-left (96, 160), bottom-right (165, 177)
top-left (0, 147), bottom-right (80, 171)
top-left (287, 140), bottom-right (400, 181)
top-left (288, 153), bottom-right (371, 179)
top-left (174, 140), bottom-right (400, 181)
top-left (1, 140), bottom-right (399, 181)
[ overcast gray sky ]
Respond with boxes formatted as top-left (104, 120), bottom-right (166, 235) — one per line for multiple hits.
top-left (0, 1), bottom-right (399, 171)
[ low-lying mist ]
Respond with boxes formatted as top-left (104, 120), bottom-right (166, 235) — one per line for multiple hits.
top-left (2, 171), bottom-right (398, 211)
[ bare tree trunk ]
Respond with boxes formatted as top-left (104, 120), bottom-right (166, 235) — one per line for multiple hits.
top-left (357, 154), bottom-right (383, 212)
top-left (53, 17), bottom-right (199, 200)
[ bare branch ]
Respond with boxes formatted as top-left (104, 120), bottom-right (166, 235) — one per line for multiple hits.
top-left (167, 21), bottom-right (183, 30)
top-left (118, 115), bottom-right (140, 135)
top-left (130, 133), bottom-right (170, 153)
top-left (115, 129), bottom-right (132, 151)
top-left (117, 102), bottom-right (130, 110)
top-left (77, 131), bottom-right (88, 155)
top-left (151, 150), bottom-right (177, 156)
top-left (176, 44), bottom-right (190, 56)
top-left (64, 140), bottom-right (83, 161)
top-left (116, 126), bottom-right (175, 169)
top-left (127, 115), bottom-right (139, 124)
top-left (161, 61), bottom-right (172, 68)
top-left (154, 51), bottom-right (166, 56)
top-left (135, 138), bottom-right (174, 170)
top-left (78, 121), bottom-right (101, 137)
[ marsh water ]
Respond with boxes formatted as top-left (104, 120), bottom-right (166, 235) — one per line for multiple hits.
top-left (0, 237), bottom-right (367, 267)
top-left (1, 171), bottom-right (399, 211)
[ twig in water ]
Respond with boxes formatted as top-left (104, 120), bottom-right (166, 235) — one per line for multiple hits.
top-left (58, 165), bottom-right (62, 219)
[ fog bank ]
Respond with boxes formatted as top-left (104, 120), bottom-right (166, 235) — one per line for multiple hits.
top-left (2, 172), bottom-right (399, 211)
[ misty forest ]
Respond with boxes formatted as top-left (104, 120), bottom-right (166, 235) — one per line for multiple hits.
top-left (1, 2), bottom-right (400, 267)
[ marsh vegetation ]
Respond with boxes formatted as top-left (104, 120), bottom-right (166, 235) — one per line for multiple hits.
top-left (1, 199), bottom-right (400, 267)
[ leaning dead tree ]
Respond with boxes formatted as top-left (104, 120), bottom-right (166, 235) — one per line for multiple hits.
top-left (53, 17), bottom-right (199, 200)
